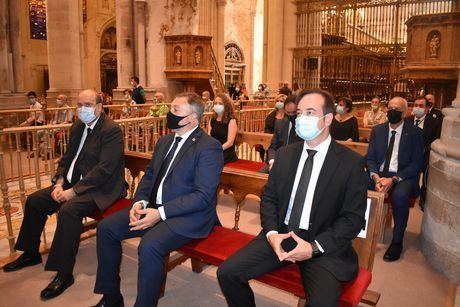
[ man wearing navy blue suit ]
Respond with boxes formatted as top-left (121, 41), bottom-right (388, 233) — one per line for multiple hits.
top-left (366, 96), bottom-right (424, 262)
top-left (92, 93), bottom-right (224, 307)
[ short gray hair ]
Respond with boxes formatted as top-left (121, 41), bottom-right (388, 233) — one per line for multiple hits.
top-left (389, 96), bottom-right (408, 111)
top-left (176, 92), bottom-right (204, 120)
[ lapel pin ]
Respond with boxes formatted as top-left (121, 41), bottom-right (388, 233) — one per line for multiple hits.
top-left (192, 138), bottom-right (196, 142)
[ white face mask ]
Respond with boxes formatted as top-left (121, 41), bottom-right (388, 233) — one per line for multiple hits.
top-left (295, 114), bottom-right (326, 141)
top-left (29, 98), bottom-right (36, 104)
top-left (78, 106), bottom-right (97, 124)
top-left (413, 107), bottom-right (426, 118)
top-left (275, 102), bottom-right (284, 110)
top-left (371, 104), bottom-right (379, 110)
top-left (213, 104), bottom-right (225, 114)
top-left (235, 87), bottom-right (240, 92)
top-left (336, 105), bottom-right (346, 115)
top-left (56, 99), bottom-right (63, 106)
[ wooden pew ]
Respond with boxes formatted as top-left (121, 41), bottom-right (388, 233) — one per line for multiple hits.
top-left (359, 127), bottom-right (372, 142)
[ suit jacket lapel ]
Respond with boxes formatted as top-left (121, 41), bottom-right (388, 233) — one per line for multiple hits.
top-left (166, 128), bottom-right (202, 177)
top-left (398, 123), bottom-right (410, 163)
top-left (310, 141), bottom-right (342, 220)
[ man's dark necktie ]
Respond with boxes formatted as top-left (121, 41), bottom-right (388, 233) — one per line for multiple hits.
top-left (382, 130), bottom-right (397, 177)
top-left (287, 120), bottom-right (296, 145)
top-left (288, 149), bottom-right (317, 231)
top-left (71, 127), bottom-right (91, 185)
top-left (415, 119), bottom-right (420, 127)
top-left (150, 136), bottom-right (183, 205)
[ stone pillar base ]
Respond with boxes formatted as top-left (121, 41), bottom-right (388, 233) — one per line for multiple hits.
top-left (46, 89), bottom-right (82, 107)
top-left (0, 93), bottom-right (28, 109)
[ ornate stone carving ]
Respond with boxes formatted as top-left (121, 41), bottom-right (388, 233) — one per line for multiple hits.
top-left (427, 31), bottom-right (441, 58)
top-left (194, 46), bottom-right (203, 64)
top-left (174, 46), bottom-right (182, 64)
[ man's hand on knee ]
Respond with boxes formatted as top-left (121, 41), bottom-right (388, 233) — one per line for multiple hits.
top-left (267, 232), bottom-right (290, 262)
top-left (56, 188), bottom-right (76, 203)
top-left (51, 185), bottom-right (63, 202)
top-left (129, 208), bottom-right (160, 231)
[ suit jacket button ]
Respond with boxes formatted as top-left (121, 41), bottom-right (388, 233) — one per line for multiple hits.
top-left (309, 222), bottom-right (313, 226)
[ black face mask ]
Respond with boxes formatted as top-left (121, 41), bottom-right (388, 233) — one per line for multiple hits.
top-left (387, 109), bottom-right (403, 124)
top-left (166, 111), bottom-right (189, 129)
top-left (287, 114), bottom-right (297, 124)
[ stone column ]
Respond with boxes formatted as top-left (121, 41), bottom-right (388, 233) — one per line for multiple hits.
top-left (421, 69), bottom-right (460, 307)
top-left (116, 0), bottom-right (135, 89)
top-left (0, 0), bottom-right (10, 93)
top-left (135, 0), bottom-right (147, 86)
top-left (216, 0), bottom-right (226, 76)
top-left (281, 0), bottom-right (296, 86)
top-left (46, 0), bottom-right (83, 100)
top-left (264, 0), bottom-right (284, 91)
top-left (8, 0), bottom-right (24, 93)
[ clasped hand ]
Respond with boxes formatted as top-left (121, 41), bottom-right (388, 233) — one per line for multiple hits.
top-left (51, 186), bottom-right (75, 203)
top-left (267, 231), bottom-right (313, 263)
top-left (129, 203), bottom-right (160, 231)
top-left (374, 176), bottom-right (393, 194)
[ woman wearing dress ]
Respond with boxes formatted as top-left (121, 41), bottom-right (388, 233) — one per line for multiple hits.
top-left (209, 94), bottom-right (238, 164)
top-left (330, 97), bottom-right (359, 142)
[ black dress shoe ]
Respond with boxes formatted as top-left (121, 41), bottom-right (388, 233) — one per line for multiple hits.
top-left (3, 253), bottom-right (42, 272)
top-left (40, 273), bottom-right (74, 300)
top-left (92, 295), bottom-right (124, 307)
top-left (383, 242), bottom-right (403, 262)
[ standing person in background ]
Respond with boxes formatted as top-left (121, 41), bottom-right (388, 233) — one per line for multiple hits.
top-left (240, 83), bottom-right (249, 101)
top-left (292, 82), bottom-right (301, 95)
top-left (363, 97), bottom-right (387, 128)
top-left (425, 94), bottom-right (444, 121)
top-left (279, 81), bottom-right (292, 96)
top-left (209, 94), bottom-right (238, 164)
top-left (264, 94), bottom-right (287, 134)
top-left (330, 97), bottom-right (359, 142)
top-left (231, 83), bottom-right (242, 101)
top-left (202, 91), bottom-right (214, 112)
top-left (131, 76), bottom-right (146, 104)
top-left (254, 84), bottom-right (269, 100)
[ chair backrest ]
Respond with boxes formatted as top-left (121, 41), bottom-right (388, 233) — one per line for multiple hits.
top-left (336, 140), bottom-right (369, 157)
top-left (352, 190), bottom-right (385, 271)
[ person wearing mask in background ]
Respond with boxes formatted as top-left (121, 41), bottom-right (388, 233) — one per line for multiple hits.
top-left (410, 96), bottom-right (442, 210)
top-left (202, 90), bottom-right (213, 112)
top-left (231, 84), bottom-right (242, 101)
top-left (264, 94), bottom-right (287, 134)
top-left (425, 93), bottom-right (444, 122)
top-left (121, 89), bottom-right (135, 119)
top-left (240, 83), bottom-right (249, 101)
top-left (209, 93), bottom-right (238, 164)
top-left (254, 83), bottom-right (269, 100)
top-left (367, 97), bottom-right (424, 262)
top-left (50, 95), bottom-right (74, 155)
top-left (259, 95), bottom-right (302, 173)
top-left (131, 76), bottom-right (146, 104)
top-left (20, 91), bottom-right (44, 127)
top-left (330, 97), bottom-right (359, 142)
top-left (3, 89), bottom-right (126, 300)
top-left (363, 97), bottom-right (387, 128)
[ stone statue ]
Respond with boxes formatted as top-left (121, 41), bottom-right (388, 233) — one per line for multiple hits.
top-left (195, 47), bottom-right (202, 64)
top-left (175, 47), bottom-right (182, 64)
top-left (429, 34), bottom-right (440, 58)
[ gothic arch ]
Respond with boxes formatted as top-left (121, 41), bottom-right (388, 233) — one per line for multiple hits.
top-left (224, 41), bottom-right (244, 63)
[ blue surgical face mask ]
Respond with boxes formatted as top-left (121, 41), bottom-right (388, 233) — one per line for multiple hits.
top-left (295, 114), bottom-right (326, 141)
top-left (336, 105), bottom-right (346, 115)
top-left (78, 106), bottom-right (97, 124)
top-left (275, 102), bottom-right (284, 110)
top-left (413, 107), bottom-right (425, 118)
top-left (213, 104), bottom-right (225, 114)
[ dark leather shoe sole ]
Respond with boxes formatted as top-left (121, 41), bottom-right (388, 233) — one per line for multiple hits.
top-left (383, 244), bottom-right (403, 262)
top-left (91, 298), bottom-right (124, 307)
top-left (3, 257), bottom-right (42, 272)
top-left (40, 277), bottom-right (74, 300)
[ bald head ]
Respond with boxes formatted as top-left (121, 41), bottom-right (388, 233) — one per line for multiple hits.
top-left (154, 91), bottom-right (165, 103)
top-left (76, 89), bottom-right (103, 123)
top-left (56, 94), bottom-right (68, 106)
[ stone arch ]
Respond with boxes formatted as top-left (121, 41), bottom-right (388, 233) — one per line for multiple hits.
top-left (224, 41), bottom-right (244, 63)
top-left (100, 24), bottom-right (117, 95)
top-left (224, 41), bottom-right (246, 88)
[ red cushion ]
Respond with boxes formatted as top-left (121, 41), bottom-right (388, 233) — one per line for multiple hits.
top-left (89, 198), bottom-right (133, 221)
top-left (179, 226), bottom-right (371, 307)
top-left (385, 195), bottom-right (417, 208)
top-left (225, 159), bottom-right (265, 172)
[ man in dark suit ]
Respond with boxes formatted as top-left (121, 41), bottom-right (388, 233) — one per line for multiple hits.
top-left (425, 93), bottom-right (444, 121)
top-left (3, 89), bottom-right (126, 299)
top-left (410, 96), bottom-right (443, 209)
top-left (218, 89), bottom-right (368, 307)
top-left (92, 93), bottom-right (224, 307)
top-left (367, 97), bottom-right (424, 261)
top-left (259, 95), bottom-right (302, 173)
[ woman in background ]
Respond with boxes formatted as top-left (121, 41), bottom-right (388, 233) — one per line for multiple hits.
top-left (264, 94), bottom-right (287, 133)
top-left (209, 94), bottom-right (238, 164)
top-left (330, 97), bottom-right (359, 142)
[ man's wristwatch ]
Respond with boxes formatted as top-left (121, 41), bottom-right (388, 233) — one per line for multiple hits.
top-left (392, 176), bottom-right (400, 185)
top-left (310, 241), bottom-right (322, 258)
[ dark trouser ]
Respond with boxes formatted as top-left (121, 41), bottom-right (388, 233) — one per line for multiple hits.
top-left (217, 233), bottom-right (342, 307)
top-left (368, 173), bottom-right (419, 243)
top-left (94, 207), bottom-right (191, 307)
top-left (15, 185), bottom-right (98, 274)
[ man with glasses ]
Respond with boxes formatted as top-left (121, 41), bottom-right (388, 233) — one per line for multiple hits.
top-left (219, 89), bottom-right (368, 307)
top-left (3, 89), bottom-right (126, 300)
top-left (367, 97), bottom-right (424, 261)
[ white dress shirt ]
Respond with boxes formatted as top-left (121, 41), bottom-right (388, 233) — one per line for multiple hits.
top-left (138, 125), bottom-right (199, 220)
top-left (66, 116), bottom-right (100, 183)
top-left (266, 135), bottom-right (331, 253)
top-left (414, 115), bottom-right (426, 129)
top-left (379, 122), bottom-right (403, 174)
